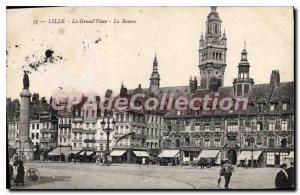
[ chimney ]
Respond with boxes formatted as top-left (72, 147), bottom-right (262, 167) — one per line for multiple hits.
top-left (270, 70), bottom-right (280, 88)
top-left (189, 76), bottom-right (198, 93)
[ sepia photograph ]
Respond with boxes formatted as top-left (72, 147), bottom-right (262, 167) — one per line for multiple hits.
top-left (6, 6), bottom-right (295, 190)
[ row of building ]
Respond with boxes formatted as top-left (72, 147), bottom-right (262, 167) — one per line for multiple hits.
top-left (7, 7), bottom-right (294, 167)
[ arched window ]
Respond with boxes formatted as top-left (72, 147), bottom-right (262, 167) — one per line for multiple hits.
top-left (219, 53), bottom-right (222, 60)
top-left (214, 24), bottom-right (218, 34)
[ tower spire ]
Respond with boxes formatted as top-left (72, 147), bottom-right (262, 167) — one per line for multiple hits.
top-left (150, 53), bottom-right (160, 90)
top-left (199, 7), bottom-right (226, 90)
top-left (233, 44), bottom-right (254, 96)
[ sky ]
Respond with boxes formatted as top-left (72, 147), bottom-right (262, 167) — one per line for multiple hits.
top-left (6, 6), bottom-right (294, 100)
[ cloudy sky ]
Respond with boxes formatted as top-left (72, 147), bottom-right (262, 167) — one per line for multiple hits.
top-left (6, 6), bottom-right (293, 99)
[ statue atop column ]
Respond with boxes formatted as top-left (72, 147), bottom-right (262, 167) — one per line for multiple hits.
top-left (23, 71), bottom-right (29, 90)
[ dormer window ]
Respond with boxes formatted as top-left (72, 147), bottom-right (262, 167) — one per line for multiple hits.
top-left (270, 104), bottom-right (275, 111)
top-left (282, 103), bottom-right (287, 111)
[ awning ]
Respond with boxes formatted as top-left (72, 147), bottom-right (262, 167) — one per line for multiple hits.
top-left (133, 151), bottom-right (149, 157)
top-left (79, 151), bottom-right (95, 156)
top-left (48, 146), bottom-right (71, 156)
top-left (288, 151), bottom-right (294, 158)
top-left (237, 151), bottom-right (262, 161)
top-left (198, 150), bottom-right (220, 158)
top-left (66, 150), bottom-right (80, 155)
top-left (110, 150), bottom-right (127, 157)
top-left (158, 150), bottom-right (180, 158)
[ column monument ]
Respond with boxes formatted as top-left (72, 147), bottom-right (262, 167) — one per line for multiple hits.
top-left (18, 71), bottom-right (34, 160)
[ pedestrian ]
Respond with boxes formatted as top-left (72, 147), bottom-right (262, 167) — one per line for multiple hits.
top-left (219, 160), bottom-right (234, 189)
top-left (245, 158), bottom-right (248, 168)
top-left (14, 161), bottom-right (25, 186)
top-left (9, 163), bottom-right (14, 181)
top-left (13, 156), bottom-right (19, 169)
top-left (286, 161), bottom-right (294, 188)
top-left (275, 163), bottom-right (290, 189)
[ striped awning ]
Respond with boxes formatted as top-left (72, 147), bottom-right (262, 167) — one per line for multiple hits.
top-left (198, 150), bottom-right (220, 158)
top-left (133, 151), bottom-right (149, 157)
top-left (48, 146), bottom-right (71, 156)
top-left (238, 151), bottom-right (262, 161)
top-left (110, 150), bottom-right (127, 157)
top-left (158, 150), bottom-right (180, 158)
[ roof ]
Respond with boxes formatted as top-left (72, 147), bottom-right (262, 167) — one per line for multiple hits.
top-left (164, 82), bottom-right (294, 118)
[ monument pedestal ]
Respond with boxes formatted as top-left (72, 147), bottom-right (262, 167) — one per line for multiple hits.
top-left (19, 89), bottom-right (34, 161)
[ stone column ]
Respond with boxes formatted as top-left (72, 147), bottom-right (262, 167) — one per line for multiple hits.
top-left (19, 89), bottom-right (34, 160)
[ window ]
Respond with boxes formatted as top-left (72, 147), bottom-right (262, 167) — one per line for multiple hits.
top-left (32, 124), bottom-right (35, 129)
top-left (204, 123), bottom-right (210, 132)
top-left (64, 138), bottom-right (66, 143)
top-left (257, 122), bottom-right (262, 131)
top-left (74, 143), bottom-right (76, 147)
top-left (237, 84), bottom-right (242, 96)
top-left (244, 84), bottom-right (249, 94)
top-left (175, 139), bottom-right (180, 147)
top-left (215, 139), bottom-right (221, 147)
top-left (256, 137), bottom-right (262, 145)
top-left (267, 152), bottom-right (275, 165)
top-left (269, 121), bottom-right (275, 131)
top-left (37, 124), bottom-right (39, 129)
top-left (227, 122), bottom-right (238, 132)
top-left (215, 125), bottom-right (221, 132)
top-left (268, 137), bottom-right (275, 148)
top-left (282, 103), bottom-right (287, 110)
top-left (204, 139), bottom-right (210, 147)
top-left (270, 104), bottom-right (275, 111)
top-left (281, 120), bottom-right (288, 131)
top-left (281, 138), bottom-right (287, 148)
top-left (194, 122), bottom-right (200, 132)
top-left (31, 133), bottom-right (34, 139)
top-left (280, 153), bottom-right (289, 165)
top-left (36, 133), bottom-right (39, 139)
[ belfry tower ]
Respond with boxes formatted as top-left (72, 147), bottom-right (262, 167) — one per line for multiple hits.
top-left (198, 6), bottom-right (227, 90)
top-left (149, 54), bottom-right (160, 91)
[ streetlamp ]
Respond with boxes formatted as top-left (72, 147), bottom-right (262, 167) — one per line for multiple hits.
top-left (250, 137), bottom-right (255, 168)
top-left (101, 114), bottom-right (116, 166)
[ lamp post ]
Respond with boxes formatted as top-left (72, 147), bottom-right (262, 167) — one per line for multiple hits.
top-left (101, 114), bottom-right (116, 166)
top-left (250, 137), bottom-right (255, 168)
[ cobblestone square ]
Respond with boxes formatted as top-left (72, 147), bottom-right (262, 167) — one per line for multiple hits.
top-left (10, 162), bottom-right (279, 189)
